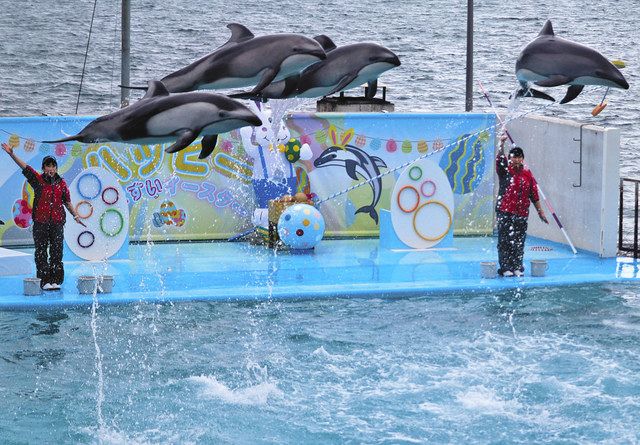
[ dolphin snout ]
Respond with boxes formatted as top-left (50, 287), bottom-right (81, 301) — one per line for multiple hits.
top-left (246, 112), bottom-right (263, 127)
top-left (615, 73), bottom-right (630, 90)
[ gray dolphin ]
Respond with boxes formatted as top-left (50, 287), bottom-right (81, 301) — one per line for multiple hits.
top-left (160, 23), bottom-right (326, 95)
top-left (314, 144), bottom-right (387, 224)
top-left (516, 20), bottom-right (629, 103)
top-left (233, 38), bottom-right (400, 100)
top-left (44, 80), bottom-right (261, 159)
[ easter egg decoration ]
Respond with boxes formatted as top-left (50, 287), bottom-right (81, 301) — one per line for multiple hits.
top-left (277, 203), bottom-right (325, 250)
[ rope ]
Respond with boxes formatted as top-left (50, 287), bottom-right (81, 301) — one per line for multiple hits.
top-left (315, 101), bottom-right (555, 206)
top-left (75, 0), bottom-right (100, 115)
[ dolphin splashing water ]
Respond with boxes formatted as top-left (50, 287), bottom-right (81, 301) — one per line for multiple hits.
top-left (515, 20), bottom-right (629, 103)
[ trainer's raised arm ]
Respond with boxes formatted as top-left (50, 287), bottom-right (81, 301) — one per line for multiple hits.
top-left (1, 142), bottom-right (27, 170)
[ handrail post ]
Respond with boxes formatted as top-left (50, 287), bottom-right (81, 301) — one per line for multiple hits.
top-left (619, 179), bottom-right (624, 253)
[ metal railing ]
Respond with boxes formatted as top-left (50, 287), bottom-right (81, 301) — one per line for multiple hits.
top-left (619, 178), bottom-right (640, 258)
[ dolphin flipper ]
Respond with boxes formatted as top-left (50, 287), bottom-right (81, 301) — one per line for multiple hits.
top-left (250, 68), bottom-right (278, 95)
top-left (199, 134), bottom-right (219, 159)
top-left (345, 160), bottom-right (359, 180)
top-left (326, 74), bottom-right (357, 97)
top-left (560, 85), bottom-right (585, 104)
top-left (370, 156), bottom-right (387, 169)
top-left (164, 130), bottom-right (198, 154)
top-left (516, 88), bottom-right (556, 102)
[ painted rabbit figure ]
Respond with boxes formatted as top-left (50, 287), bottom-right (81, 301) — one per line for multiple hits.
top-left (239, 101), bottom-right (311, 229)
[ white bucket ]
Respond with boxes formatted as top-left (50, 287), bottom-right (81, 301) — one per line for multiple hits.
top-left (480, 261), bottom-right (497, 279)
top-left (23, 277), bottom-right (42, 296)
top-left (530, 259), bottom-right (549, 277)
top-left (77, 276), bottom-right (98, 294)
top-left (98, 275), bottom-right (114, 294)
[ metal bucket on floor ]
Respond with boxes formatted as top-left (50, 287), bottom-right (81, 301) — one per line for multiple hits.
top-left (77, 276), bottom-right (98, 294)
top-left (23, 277), bottom-right (42, 296)
top-left (480, 261), bottom-right (497, 279)
top-left (98, 275), bottom-right (114, 294)
top-left (530, 260), bottom-right (549, 277)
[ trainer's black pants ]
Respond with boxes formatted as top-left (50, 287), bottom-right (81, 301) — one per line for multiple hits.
top-left (497, 211), bottom-right (528, 274)
top-left (33, 222), bottom-right (65, 285)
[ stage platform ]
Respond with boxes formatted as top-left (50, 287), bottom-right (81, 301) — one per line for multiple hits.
top-left (0, 247), bottom-right (32, 277)
top-left (0, 236), bottom-right (637, 310)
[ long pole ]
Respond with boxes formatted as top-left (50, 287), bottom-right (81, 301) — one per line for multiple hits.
top-left (120, 0), bottom-right (131, 108)
top-left (465, 0), bottom-right (474, 111)
top-left (478, 80), bottom-right (578, 254)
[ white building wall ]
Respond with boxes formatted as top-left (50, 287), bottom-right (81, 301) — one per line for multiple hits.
top-left (503, 114), bottom-right (620, 257)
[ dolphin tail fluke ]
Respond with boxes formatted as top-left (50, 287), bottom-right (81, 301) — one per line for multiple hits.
top-left (516, 88), bottom-right (555, 102)
top-left (0, 219), bottom-right (4, 225)
top-left (356, 205), bottom-right (379, 225)
top-left (559, 85), bottom-right (584, 104)
top-left (42, 135), bottom-right (81, 143)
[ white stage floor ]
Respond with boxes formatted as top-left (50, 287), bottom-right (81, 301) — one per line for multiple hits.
top-left (0, 247), bottom-right (32, 276)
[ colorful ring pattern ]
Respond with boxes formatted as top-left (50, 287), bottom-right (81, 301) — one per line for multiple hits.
top-left (77, 230), bottom-right (95, 248)
top-left (75, 200), bottom-right (94, 219)
top-left (412, 200), bottom-right (452, 242)
top-left (409, 166), bottom-right (422, 181)
top-left (101, 186), bottom-right (119, 205)
top-left (397, 185), bottom-right (420, 213)
top-left (420, 180), bottom-right (436, 198)
top-left (77, 173), bottom-right (102, 199)
top-left (99, 208), bottom-right (125, 237)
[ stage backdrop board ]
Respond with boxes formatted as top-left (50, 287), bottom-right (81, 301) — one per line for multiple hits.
top-left (0, 113), bottom-right (495, 247)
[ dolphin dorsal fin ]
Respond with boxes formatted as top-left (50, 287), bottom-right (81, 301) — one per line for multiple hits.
top-left (313, 35), bottom-right (337, 52)
top-left (539, 20), bottom-right (554, 36)
top-left (143, 80), bottom-right (170, 99)
top-left (226, 23), bottom-right (255, 44)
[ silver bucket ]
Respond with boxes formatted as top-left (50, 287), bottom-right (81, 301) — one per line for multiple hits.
top-left (530, 259), bottom-right (549, 277)
top-left (77, 276), bottom-right (98, 294)
top-left (23, 277), bottom-right (42, 296)
top-left (98, 275), bottom-right (114, 294)
top-left (480, 261), bottom-right (497, 279)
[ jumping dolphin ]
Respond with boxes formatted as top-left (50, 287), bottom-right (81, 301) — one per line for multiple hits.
top-left (44, 80), bottom-right (261, 159)
top-left (160, 23), bottom-right (326, 95)
top-left (516, 20), bottom-right (629, 103)
top-left (314, 145), bottom-right (387, 224)
top-left (232, 38), bottom-right (400, 100)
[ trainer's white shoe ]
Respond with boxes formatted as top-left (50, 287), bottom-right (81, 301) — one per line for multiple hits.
top-left (514, 270), bottom-right (524, 277)
top-left (42, 283), bottom-right (54, 290)
top-left (49, 283), bottom-right (61, 290)
top-left (502, 270), bottom-right (514, 277)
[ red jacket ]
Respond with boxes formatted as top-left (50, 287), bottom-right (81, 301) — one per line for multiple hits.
top-left (23, 166), bottom-right (71, 224)
top-left (496, 154), bottom-right (539, 218)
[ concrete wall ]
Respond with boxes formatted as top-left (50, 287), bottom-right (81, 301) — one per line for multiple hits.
top-left (504, 114), bottom-right (620, 257)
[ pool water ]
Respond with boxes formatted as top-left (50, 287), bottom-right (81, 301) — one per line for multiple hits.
top-left (1, 282), bottom-right (639, 444)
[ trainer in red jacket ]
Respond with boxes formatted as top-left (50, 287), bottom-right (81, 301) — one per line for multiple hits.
top-left (495, 134), bottom-right (548, 277)
top-left (2, 142), bottom-right (82, 290)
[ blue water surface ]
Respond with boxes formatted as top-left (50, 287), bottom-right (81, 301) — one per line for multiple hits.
top-left (1, 282), bottom-right (639, 444)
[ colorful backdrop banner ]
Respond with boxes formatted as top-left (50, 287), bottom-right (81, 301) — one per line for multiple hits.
top-left (0, 112), bottom-right (495, 247)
